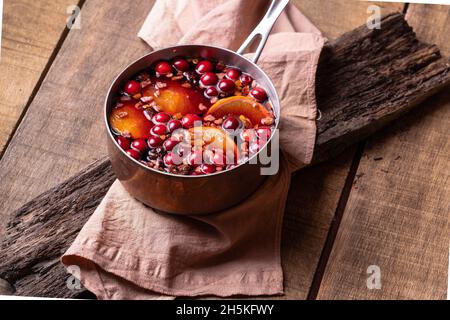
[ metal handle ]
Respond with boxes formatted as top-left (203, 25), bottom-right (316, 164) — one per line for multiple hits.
top-left (237, 0), bottom-right (290, 63)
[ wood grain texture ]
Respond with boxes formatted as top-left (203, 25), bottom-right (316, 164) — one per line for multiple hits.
top-left (313, 13), bottom-right (450, 163)
top-left (406, 4), bottom-right (450, 57)
top-left (3, 13), bottom-right (449, 298)
top-left (317, 5), bottom-right (450, 300)
top-left (0, 0), bottom-right (156, 238)
top-left (281, 151), bottom-right (355, 299)
top-left (0, 0), bottom-right (74, 153)
top-left (292, 0), bottom-right (403, 39)
top-left (0, 159), bottom-right (115, 297)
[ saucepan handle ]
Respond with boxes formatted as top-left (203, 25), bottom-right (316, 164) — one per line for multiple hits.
top-left (236, 0), bottom-right (290, 63)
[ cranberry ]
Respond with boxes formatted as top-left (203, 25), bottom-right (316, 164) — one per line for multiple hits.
top-left (218, 79), bottom-right (235, 93)
top-left (226, 68), bottom-right (241, 81)
top-left (172, 58), bottom-right (190, 71)
top-left (182, 114), bottom-right (202, 128)
top-left (200, 164), bottom-right (216, 174)
top-left (148, 136), bottom-right (163, 148)
top-left (163, 153), bottom-right (175, 166)
top-left (116, 136), bottom-right (130, 150)
top-left (163, 139), bottom-right (179, 151)
top-left (250, 87), bottom-right (268, 102)
top-left (152, 112), bottom-right (171, 124)
top-left (240, 129), bottom-right (257, 142)
top-left (222, 116), bottom-right (240, 130)
top-left (168, 119), bottom-right (182, 132)
top-left (204, 87), bottom-right (218, 98)
top-left (131, 139), bottom-right (148, 153)
top-left (200, 72), bottom-right (219, 87)
top-left (126, 149), bottom-right (140, 160)
top-left (256, 127), bottom-right (272, 140)
top-left (240, 74), bottom-right (253, 86)
top-left (155, 61), bottom-right (172, 75)
top-left (188, 150), bottom-right (203, 166)
top-left (196, 60), bottom-right (214, 74)
top-left (151, 124), bottom-right (168, 136)
top-left (215, 62), bottom-right (226, 72)
top-left (124, 80), bottom-right (141, 96)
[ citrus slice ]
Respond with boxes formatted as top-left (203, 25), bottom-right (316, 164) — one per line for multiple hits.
top-left (206, 96), bottom-right (271, 126)
top-left (109, 102), bottom-right (152, 139)
top-left (189, 126), bottom-right (238, 161)
top-left (143, 79), bottom-right (210, 115)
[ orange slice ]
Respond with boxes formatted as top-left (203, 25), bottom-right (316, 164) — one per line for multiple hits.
top-left (109, 102), bottom-right (152, 139)
top-left (142, 79), bottom-right (210, 115)
top-left (189, 126), bottom-right (238, 160)
top-left (206, 96), bottom-right (271, 126)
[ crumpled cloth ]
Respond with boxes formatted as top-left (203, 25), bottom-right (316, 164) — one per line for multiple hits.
top-left (62, 0), bottom-right (325, 299)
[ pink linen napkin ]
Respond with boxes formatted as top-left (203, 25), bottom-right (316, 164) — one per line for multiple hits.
top-left (62, 0), bottom-right (325, 299)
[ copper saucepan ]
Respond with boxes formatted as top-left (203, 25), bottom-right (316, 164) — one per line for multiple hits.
top-left (104, 0), bottom-right (289, 214)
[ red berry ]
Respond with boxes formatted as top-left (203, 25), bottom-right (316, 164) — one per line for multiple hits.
top-left (155, 61), bottom-right (172, 75)
top-left (116, 136), bottom-right (131, 150)
top-left (200, 164), bottom-right (216, 174)
top-left (226, 68), bottom-right (241, 81)
top-left (188, 150), bottom-right (203, 166)
top-left (222, 116), bottom-right (240, 130)
top-left (200, 72), bottom-right (219, 86)
top-left (196, 60), bottom-right (214, 74)
top-left (131, 139), bottom-right (148, 153)
top-left (124, 80), bottom-right (141, 96)
top-left (168, 119), bottom-right (182, 132)
top-left (152, 112), bottom-right (171, 124)
top-left (163, 139), bottom-right (179, 151)
top-left (256, 127), bottom-right (272, 140)
top-left (163, 153), bottom-right (175, 166)
top-left (151, 124), bottom-right (168, 136)
top-left (126, 149), bottom-right (140, 160)
top-left (205, 87), bottom-right (218, 98)
top-left (250, 87), bottom-right (268, 102)
top-left (215, 62), bottom-right (226, 72)
top-left (148, 136), bottom-right (163, 148)
top-left (218, 79), bottom-right (235, 93)
top-left (172, 58), bottom-right (190, 71)
top-left (182, 114), bottom-right (202, 129)
top-left (240, 74), bottom-right (253, 86)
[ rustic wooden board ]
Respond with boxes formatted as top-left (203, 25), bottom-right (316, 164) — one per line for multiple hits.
top-left (0, 0), bottom-right (75, 154)
top-left (277, 0), bottom-right (406, 299)
top-left (292, 0), bottom-right (403, 39)
top-left (317, 5), bottom-right (450, 300)
top-left (406, 4), bottom-right (450, 57)
top-left (0, 2), bottom-right (402, 256)
top-left (0, 0), bottom-right (156, 238)
top-left (4, 10), bottom-right (449, 298)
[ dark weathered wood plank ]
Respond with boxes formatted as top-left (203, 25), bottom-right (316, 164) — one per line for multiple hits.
top-left (313, 12), bottom-right (450, 163)
top-left (317, 5), bottom-right (450, 300)
top-left (2, 12), bottom-right (449, 298)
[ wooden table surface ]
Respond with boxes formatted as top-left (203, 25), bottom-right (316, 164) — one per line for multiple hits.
top-left (0, 0), bottom-right (448, 299)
